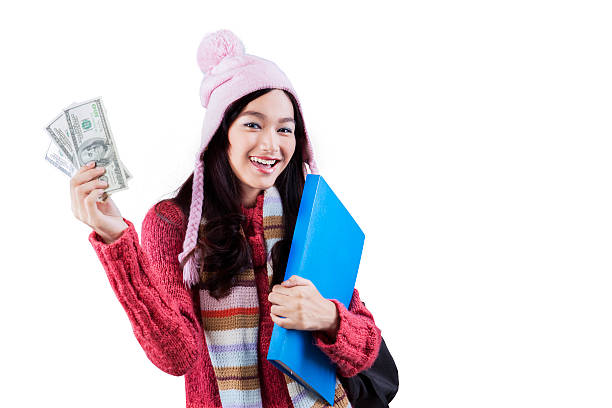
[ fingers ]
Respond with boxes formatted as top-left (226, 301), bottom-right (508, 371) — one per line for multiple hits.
top-left (270, 284), bottom-right (292, 296)
top-left (70, 164), bottom-right (106, 189)
top-left (76, 161), bottom-right (96, 175)
top-left (281, 275), bottom-right (311, 287)
top-left (70, 161), bottom-right (95, 190)
top-left (268, 291), bottom-right (296, 306)
top-left (84, 188), bottom-right (106, 228)
top-left (270, 313), bottom-right (294, 329)
top-left (70, 162), bottom-right (107, 222)
top-left (270, 304), bottom-right (289, 317)
top-left (75, 177), bottom-right (108, 199)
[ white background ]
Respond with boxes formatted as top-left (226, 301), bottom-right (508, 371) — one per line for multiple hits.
top-left (1, 0), bottom-right (611, 407)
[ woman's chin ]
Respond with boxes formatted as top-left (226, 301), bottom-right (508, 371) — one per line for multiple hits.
top-left (241, 175), bottom-right (274, 190)
top-left (253, 180), bottom-right (276, 190)
top-left (240, 162), bottom-right (286, 190)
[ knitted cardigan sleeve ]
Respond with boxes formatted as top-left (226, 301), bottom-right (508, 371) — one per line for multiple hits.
top-left (311, 288), bottom-right (382, 378)
top-left (88, 200), bottom-right (204, 377)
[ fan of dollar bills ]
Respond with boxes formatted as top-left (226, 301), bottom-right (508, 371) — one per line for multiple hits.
top-left (44, 97), bottom-right (131, 199)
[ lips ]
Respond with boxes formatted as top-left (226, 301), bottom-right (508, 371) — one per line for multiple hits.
top-left (249, 157), bottom-right (280, 174)
top-left (251, 155), bottom-right (279, 159)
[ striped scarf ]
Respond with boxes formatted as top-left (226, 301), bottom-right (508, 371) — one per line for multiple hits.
top-left (196, 185), bottom-right (351, 408)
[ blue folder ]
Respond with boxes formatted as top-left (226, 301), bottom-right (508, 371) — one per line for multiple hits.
top-left (266, 174), bottom-right (365, 405)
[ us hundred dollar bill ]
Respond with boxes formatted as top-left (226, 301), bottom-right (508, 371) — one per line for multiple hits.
top-left (63, 98), bottom-right (128, 195)
top-left (45, 139), bottom-right (75, 177)
top-left (44, 107), bottom-right (132, 180)
top-left (44, 137), bottom-right (133, 180)
top-left (46, 110), bottom-right (77, 166)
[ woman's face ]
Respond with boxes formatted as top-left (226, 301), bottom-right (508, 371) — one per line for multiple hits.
top-left (227, 89), bottom-right (297, 206)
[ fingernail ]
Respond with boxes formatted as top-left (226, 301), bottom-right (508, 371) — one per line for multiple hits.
top-left (87, 161), bottom-right (95, 167)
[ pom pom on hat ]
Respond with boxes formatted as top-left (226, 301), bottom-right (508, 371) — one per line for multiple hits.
top-left (196, 29), bottom-right (246, 74)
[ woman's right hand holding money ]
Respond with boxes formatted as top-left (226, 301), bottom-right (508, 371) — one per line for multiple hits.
top-left (70, 161), bottom-right (128, 244)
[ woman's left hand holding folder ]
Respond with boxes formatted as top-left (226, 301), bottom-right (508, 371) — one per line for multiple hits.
top-left (268, 275), bottom-right (340, 340)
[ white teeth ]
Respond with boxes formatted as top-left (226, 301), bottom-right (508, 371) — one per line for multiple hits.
top-left (250, 157), bottom-right (277, 165)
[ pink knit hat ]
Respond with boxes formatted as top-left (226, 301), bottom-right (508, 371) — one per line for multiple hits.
top-left (178, 29), bottom-right (320, 289)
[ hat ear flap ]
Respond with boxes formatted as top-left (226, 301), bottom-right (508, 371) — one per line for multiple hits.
top-left (179, 160), bottom-right (205, 288)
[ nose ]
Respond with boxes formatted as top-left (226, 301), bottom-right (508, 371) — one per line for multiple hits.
top-left (258, 127), bottom-right (281, 154)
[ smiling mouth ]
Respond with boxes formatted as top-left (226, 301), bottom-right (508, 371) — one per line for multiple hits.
top-left (249, 157), bottom-right (280, 173)
top-left (250, 156), bottom-right (279, 166)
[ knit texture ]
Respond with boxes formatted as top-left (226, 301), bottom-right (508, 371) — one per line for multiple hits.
top-left (89, 196), bottom-right (382, 407)
top-left (196, 186), bottom-right (352, 407)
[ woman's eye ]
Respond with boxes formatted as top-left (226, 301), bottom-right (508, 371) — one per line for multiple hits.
top-left (244, 123), bottom-right (292, 134)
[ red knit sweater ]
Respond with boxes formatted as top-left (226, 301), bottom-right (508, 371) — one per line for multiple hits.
top-left (88, 192), bottom-right (382, 407)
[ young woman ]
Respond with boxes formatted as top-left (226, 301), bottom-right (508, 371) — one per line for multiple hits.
top-left (69, 29), bottom-right (382, 408)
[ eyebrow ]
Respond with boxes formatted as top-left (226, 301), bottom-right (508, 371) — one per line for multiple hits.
top-left (238, 110), bottom-right (295, 124)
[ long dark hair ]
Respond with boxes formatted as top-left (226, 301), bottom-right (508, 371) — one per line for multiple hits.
top-left (161, 88), bottom-right (306, 300)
